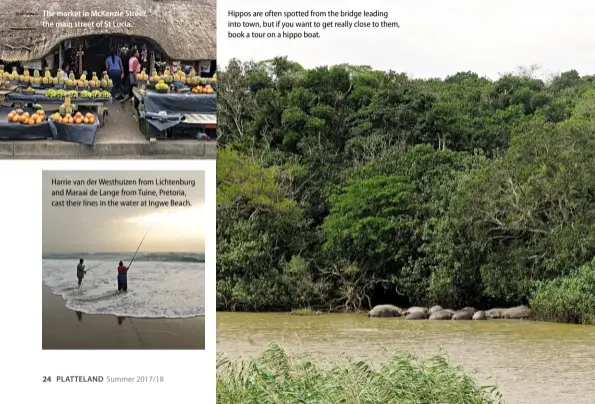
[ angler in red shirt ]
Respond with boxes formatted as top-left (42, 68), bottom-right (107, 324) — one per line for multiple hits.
top-left (117, 261), bottom-right (129, 292)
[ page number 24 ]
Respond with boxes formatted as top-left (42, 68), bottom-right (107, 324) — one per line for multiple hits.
top-left (42, 376), bottom-right (52, 382)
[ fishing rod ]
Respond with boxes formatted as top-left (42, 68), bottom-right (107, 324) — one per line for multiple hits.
top-left (85, 263), bottom-right (105, 272)
top-left (127, 226), bottom-right (152, 270)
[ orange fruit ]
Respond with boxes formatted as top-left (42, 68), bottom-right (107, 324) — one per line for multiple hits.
top-left (28, 118), bottom-right (34, 125)
top-left (89, 116), bottom-right (95, 124)
top-left (75, 118), bottom-right (82, 124)
top-left (83, 118), bottom-right (89, 124)
top-left (11, 115), bottom-right (19, 122)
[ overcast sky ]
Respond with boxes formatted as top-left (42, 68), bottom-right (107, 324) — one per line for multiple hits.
top-left (42, 171), bottom-right (205, 253)
top-left (219, 0), bottom-right (595, 79)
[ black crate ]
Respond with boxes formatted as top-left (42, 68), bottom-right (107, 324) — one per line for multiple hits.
top-left (139, 118), bottom-right (167, 139)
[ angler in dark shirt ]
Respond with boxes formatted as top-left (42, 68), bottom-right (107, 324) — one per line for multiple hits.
top-left (117, 261), bottom-right (129, 292)
top-left (77, 259), bottom-right (87, 288)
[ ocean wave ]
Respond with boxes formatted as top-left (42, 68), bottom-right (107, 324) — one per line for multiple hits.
top-left (43, 259), bottom-right (205, 318)
top-left (42, 252), bottom-right (205, 263)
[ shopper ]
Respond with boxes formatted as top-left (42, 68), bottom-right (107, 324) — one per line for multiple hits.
top-left (105, 51), bottom-right (124, 98)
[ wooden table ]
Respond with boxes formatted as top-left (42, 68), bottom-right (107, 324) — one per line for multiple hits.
top-left (0, 84), bottom-right (19, 104)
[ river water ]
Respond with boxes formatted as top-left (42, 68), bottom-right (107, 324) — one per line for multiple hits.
top-left (217, 313), bottom-right (595, 404)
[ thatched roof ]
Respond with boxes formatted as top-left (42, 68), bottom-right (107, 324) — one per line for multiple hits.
top-left (0, 0), bottom-right (215, 62)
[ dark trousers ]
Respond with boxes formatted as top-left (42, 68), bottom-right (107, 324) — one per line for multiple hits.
top-left (109, 70), bottom-right (123, 98)
top-left (117, 277), bottom-right (127, 292)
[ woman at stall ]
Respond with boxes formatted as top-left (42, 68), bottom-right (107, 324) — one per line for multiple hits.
top-left (61, 63), bottom-right (70, 80)
top-left (105, 52), bottom-right (124, 98)
top-left (120, 48), bottom-right (140, 106)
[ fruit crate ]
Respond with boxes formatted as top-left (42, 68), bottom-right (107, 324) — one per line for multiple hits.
top-left (139, 117), bottom-right (167, 139)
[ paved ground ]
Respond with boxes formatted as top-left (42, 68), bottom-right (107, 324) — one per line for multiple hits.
top-left (0, 101), bottom-right (216, 159)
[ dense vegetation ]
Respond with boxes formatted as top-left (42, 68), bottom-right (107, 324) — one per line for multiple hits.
top-left (217, 344), bottom-right (502, 404)
top-left (530, 259), bottom-right (595, 324)
top-left (217, 58), bottom-right (595, 322)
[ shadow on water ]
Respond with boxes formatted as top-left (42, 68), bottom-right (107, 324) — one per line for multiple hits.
top-left (75, 310), bottom-right (129, 326)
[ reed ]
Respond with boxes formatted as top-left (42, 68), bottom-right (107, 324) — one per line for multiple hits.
top-left (217, 344), bottom-right (503, 404)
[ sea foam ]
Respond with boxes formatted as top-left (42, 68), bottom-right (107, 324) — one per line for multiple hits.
top-left (42, 259), bottom-right (205, 318)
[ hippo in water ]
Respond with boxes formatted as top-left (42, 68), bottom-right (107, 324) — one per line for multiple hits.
top-left (485, 308), bottom-right (505, 319)
top-left (472, 310), bottom-right (487, 320)
top-left (368, 304), bottom-right (403, 318)
top-left (405, 311), bottom-right (428, 320)
top-left (452, 310), bottom-right (474, 320)
top-left (428, 305), bottom-right (443, 315)
top-left (461, 307), bottom-right (478, 314)
top-left (404, 306), bottom-right (428, 316)
top-left (429, 310), bottom-right (453, 320)
top-left (502, 306), bottom-right (532, 320)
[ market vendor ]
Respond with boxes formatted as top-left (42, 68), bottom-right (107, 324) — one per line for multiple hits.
top-left (61, 63), bottom-right (69, 80)
top-left (105, 51), bottom-right (124, 98)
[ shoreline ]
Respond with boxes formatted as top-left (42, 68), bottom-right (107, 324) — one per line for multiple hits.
top-left (216, 308), bottom-right (591, 325)
top-left (43, 285), bottom-right (205, 349)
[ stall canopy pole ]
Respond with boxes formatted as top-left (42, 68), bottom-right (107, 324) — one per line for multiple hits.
top-left (59, 43), bottom-right (63, 71)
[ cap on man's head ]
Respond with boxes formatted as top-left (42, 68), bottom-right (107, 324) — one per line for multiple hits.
top-left (119, 261), bottom-right (123, 266)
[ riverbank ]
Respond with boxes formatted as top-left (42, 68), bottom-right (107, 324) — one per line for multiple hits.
top-left (218, 343), bottom-right (502, 404)
top-left (43, 286), bottom-right (205, 349)
top-left (217, 312), bottom-right (595, 404)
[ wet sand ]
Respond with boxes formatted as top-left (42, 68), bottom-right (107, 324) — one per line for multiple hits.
top-left (43, 285), bottom-right (205, 349)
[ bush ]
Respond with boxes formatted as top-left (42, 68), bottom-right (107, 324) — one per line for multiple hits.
top-left (290, 308), bottom-right (322, 316)
top-left (217, 344), bottom-right (503, 404)
top-left (530, 260), bottom-right (595, 324)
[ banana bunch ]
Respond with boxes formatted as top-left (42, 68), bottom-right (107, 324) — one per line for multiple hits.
top-left (100, 90), bottom-right (111, 98)
top-left (80, 90), bottom-right (92, 98)
top-left (46, 89), bottom-right (58, 97)
top-left (68, 90), bottom-right (78, 98)
top-left (90, 90), bottom-right (103, 98)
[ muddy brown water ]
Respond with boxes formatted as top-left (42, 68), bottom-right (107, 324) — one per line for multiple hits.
top-left (217, 312), bottom-right (595, 404)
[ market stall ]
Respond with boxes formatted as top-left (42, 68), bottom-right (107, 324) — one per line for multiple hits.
top-left (48, 112), bottom-right (99, 146)
top-left (132, 68), bottom-right (217, 139)
top-left (0, 107), bottom-right (52, 140)
top-left (1, 68), bottom-right (113, 128)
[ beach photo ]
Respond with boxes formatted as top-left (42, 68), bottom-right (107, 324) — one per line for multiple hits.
top-left (216, 1), bottom-right (595, 403)
top-left (42, 170), bottom-right (206, 349)
top-left (0, 0), bottom-right (216, 159)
